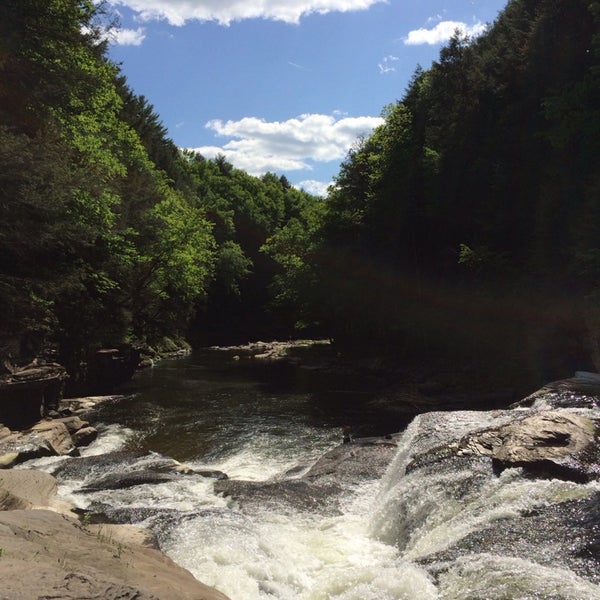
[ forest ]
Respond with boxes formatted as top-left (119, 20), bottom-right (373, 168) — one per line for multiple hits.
top-left (1, 0), bottom-right (599, 391)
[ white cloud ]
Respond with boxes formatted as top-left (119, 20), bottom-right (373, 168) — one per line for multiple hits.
top-left (190, 113), bottom-right (384, 175)
top-left (296, 179), bottom-right (330, 197)
top-left (378, 54), bottom-right (399, 75)
top-left (404, 20), bottom-right (487, 45)
top-left (81, 24), bottom-right (146, 46)
top-left (109, 27), bottom-right (146, 45)
top-left (109, 0), bottom-right (385, 26)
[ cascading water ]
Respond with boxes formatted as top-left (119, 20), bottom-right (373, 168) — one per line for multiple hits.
top-left (22, 356), bottom-right (600, 599)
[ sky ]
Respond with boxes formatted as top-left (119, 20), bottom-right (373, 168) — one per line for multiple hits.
top-left (105, 0), bottom-right (509, 196)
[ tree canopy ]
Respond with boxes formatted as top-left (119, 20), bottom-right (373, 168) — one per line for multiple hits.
top-left (0, 0), bottom-right (322, 384)
top-left (265, 0), bottom-right (600, 384)
top-left (2, 0), bottom-right (598, 390)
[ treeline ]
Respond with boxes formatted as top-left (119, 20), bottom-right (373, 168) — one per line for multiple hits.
top-left (2, 0), bottom-right (599, 390)
top-left (268, 0), bottom-right (600, 384)
top-left (0, 0), bottom-right (321, 384)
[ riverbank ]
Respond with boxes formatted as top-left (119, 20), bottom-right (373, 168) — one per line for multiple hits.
top-left (0, 396), bottom-right (229, 600)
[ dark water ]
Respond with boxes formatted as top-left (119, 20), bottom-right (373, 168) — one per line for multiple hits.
top-left (95, 350), bottom-right (397, 464)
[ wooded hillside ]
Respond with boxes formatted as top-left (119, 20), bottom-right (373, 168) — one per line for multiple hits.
top-left (266, 0), bottom-right (600, 386)
top-left (0, 0), bottom-right (321, 387)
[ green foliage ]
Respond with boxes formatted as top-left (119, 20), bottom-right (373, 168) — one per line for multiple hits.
top-left (0, 0), bottom-right (219, 376)
top-left (269, 0), bottom-right (600, 380)
top-left (0, 0), bottom-right (325, 369)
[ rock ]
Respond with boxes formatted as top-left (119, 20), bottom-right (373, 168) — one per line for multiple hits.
top-left (214, 478), bottom-right (344, 514)
top-left (304, 437), bottom-right (399, 482)
top-left (511, 370), bottom-right (600, 409)
top-left (420, 491), bottom-right (600, 584)
top-left (0, 452), bottom-right (19, 468)
top-left (0, 432), bottom-right (55, 464)
top-left (214, 436), bottom-right (398, 515)
top-left (71, 425), bottom-right (98, 447)
top-left (59, 394), bottom-right (123, 416)
top-left (0, 509), bottom-right (229, 600)
top-left (86, 523), bottom-right (158, 549)
top-left (457, 410), bottom-right (600, 482)
top-left (0, 469), bottom-right (58, 510)
top-left (0, 413), bottom-right (100, 465)
top-left (81, 471), bottom-right (184, 492)
top-left (29, 420), bottom-right (76, 456)
top-left (48, 415), bottom-right (90, 433)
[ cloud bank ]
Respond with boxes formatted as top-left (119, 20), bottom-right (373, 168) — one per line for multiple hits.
top-left (109, 0), bottom-right (385, 26)
top-left (405, 20), bottom-right (487, 45)
top-left (296, 179), bottom-right (331, 197)
top-left (190, 113), bottom-right (383, 176)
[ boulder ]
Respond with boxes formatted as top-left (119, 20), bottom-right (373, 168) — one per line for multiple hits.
top-left (456, 410), bottom-right (600, 482)
top-left (81, 471), bottom-right (184, 492)
top-left (0, 420), bottom-right (83, 466)
top-left (0, 469), bottom-right (58, 510)
top-left (0, 509), bottom-right (229, 600)
top-left (29, 420), bottom-right (77, 456)
top-left (71, 426), bottom-right (98, 447)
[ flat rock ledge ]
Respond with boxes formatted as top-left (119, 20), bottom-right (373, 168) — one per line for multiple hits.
top-left (0, 470), bottom-right (229, 600)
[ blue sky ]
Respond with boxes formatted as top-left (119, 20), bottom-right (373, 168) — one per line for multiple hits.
top-left (106, 0), bottom-right (509, 195)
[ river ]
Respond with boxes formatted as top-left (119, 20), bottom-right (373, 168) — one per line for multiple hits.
top-left (25, 350), bottom-right (600, 599)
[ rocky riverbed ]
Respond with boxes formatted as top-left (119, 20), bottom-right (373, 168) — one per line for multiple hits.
top-left (2, 366), bottom-right (600, 599)
top-left (0, 395), bottom-right (229, 600)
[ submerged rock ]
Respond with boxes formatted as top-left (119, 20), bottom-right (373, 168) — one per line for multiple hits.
top-left (53, 450), bottom-right (227, 493)
top-left (214, 436), bottom-right (398, 514)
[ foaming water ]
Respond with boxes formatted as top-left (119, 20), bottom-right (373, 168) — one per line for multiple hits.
top-left (38, 357), bottom-right (600, 599)
top-left (163, 479), bottom-right (438, 600)
top-left (438, 554), bottom-right (600, 600)
top-left (81, 422), bottom-right (136, 456)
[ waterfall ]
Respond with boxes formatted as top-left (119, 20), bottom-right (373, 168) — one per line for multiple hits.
top-left (367, 408), bottom-right (600, 600)
top-left (25, 357), bottom-right (600, 600)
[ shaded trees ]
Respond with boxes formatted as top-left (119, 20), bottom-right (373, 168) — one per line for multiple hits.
top-left (269, 0), bottom-right (600, 383)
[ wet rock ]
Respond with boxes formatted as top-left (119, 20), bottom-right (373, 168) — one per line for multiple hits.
top-left (214, 478), bottom-right (344, 514)
top-left (304, 437), bottom-right (398, 483)
top-left (456, 410), bottom-right (600, 483)
top-left (421, 492), bottom-right (600, 585)
top-left (58, 394), bottom-right (125, 417)
top-left (28, 420), bottom-right (77, 455)
top-left (53, 450), bottom-right (227, 492)
top-left (0, 430), bottom-right (58, 464)
top-left (71, 425), bottom-right (98, 447)
top-left (51, 451), bottom-right (148, 480)
top-left (512, 371), bottom-right (600, 409)
top-left (214, 436), bottom-right (398, 515)
top-left (81, 470), bottom-right (184, 491)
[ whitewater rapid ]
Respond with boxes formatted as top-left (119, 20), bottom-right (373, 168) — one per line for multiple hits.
top-left (27, 405), bottom-right (600, 600)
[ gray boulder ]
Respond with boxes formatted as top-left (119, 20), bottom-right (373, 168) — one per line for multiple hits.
top-left (455, 410), bottom-right (600, 482)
